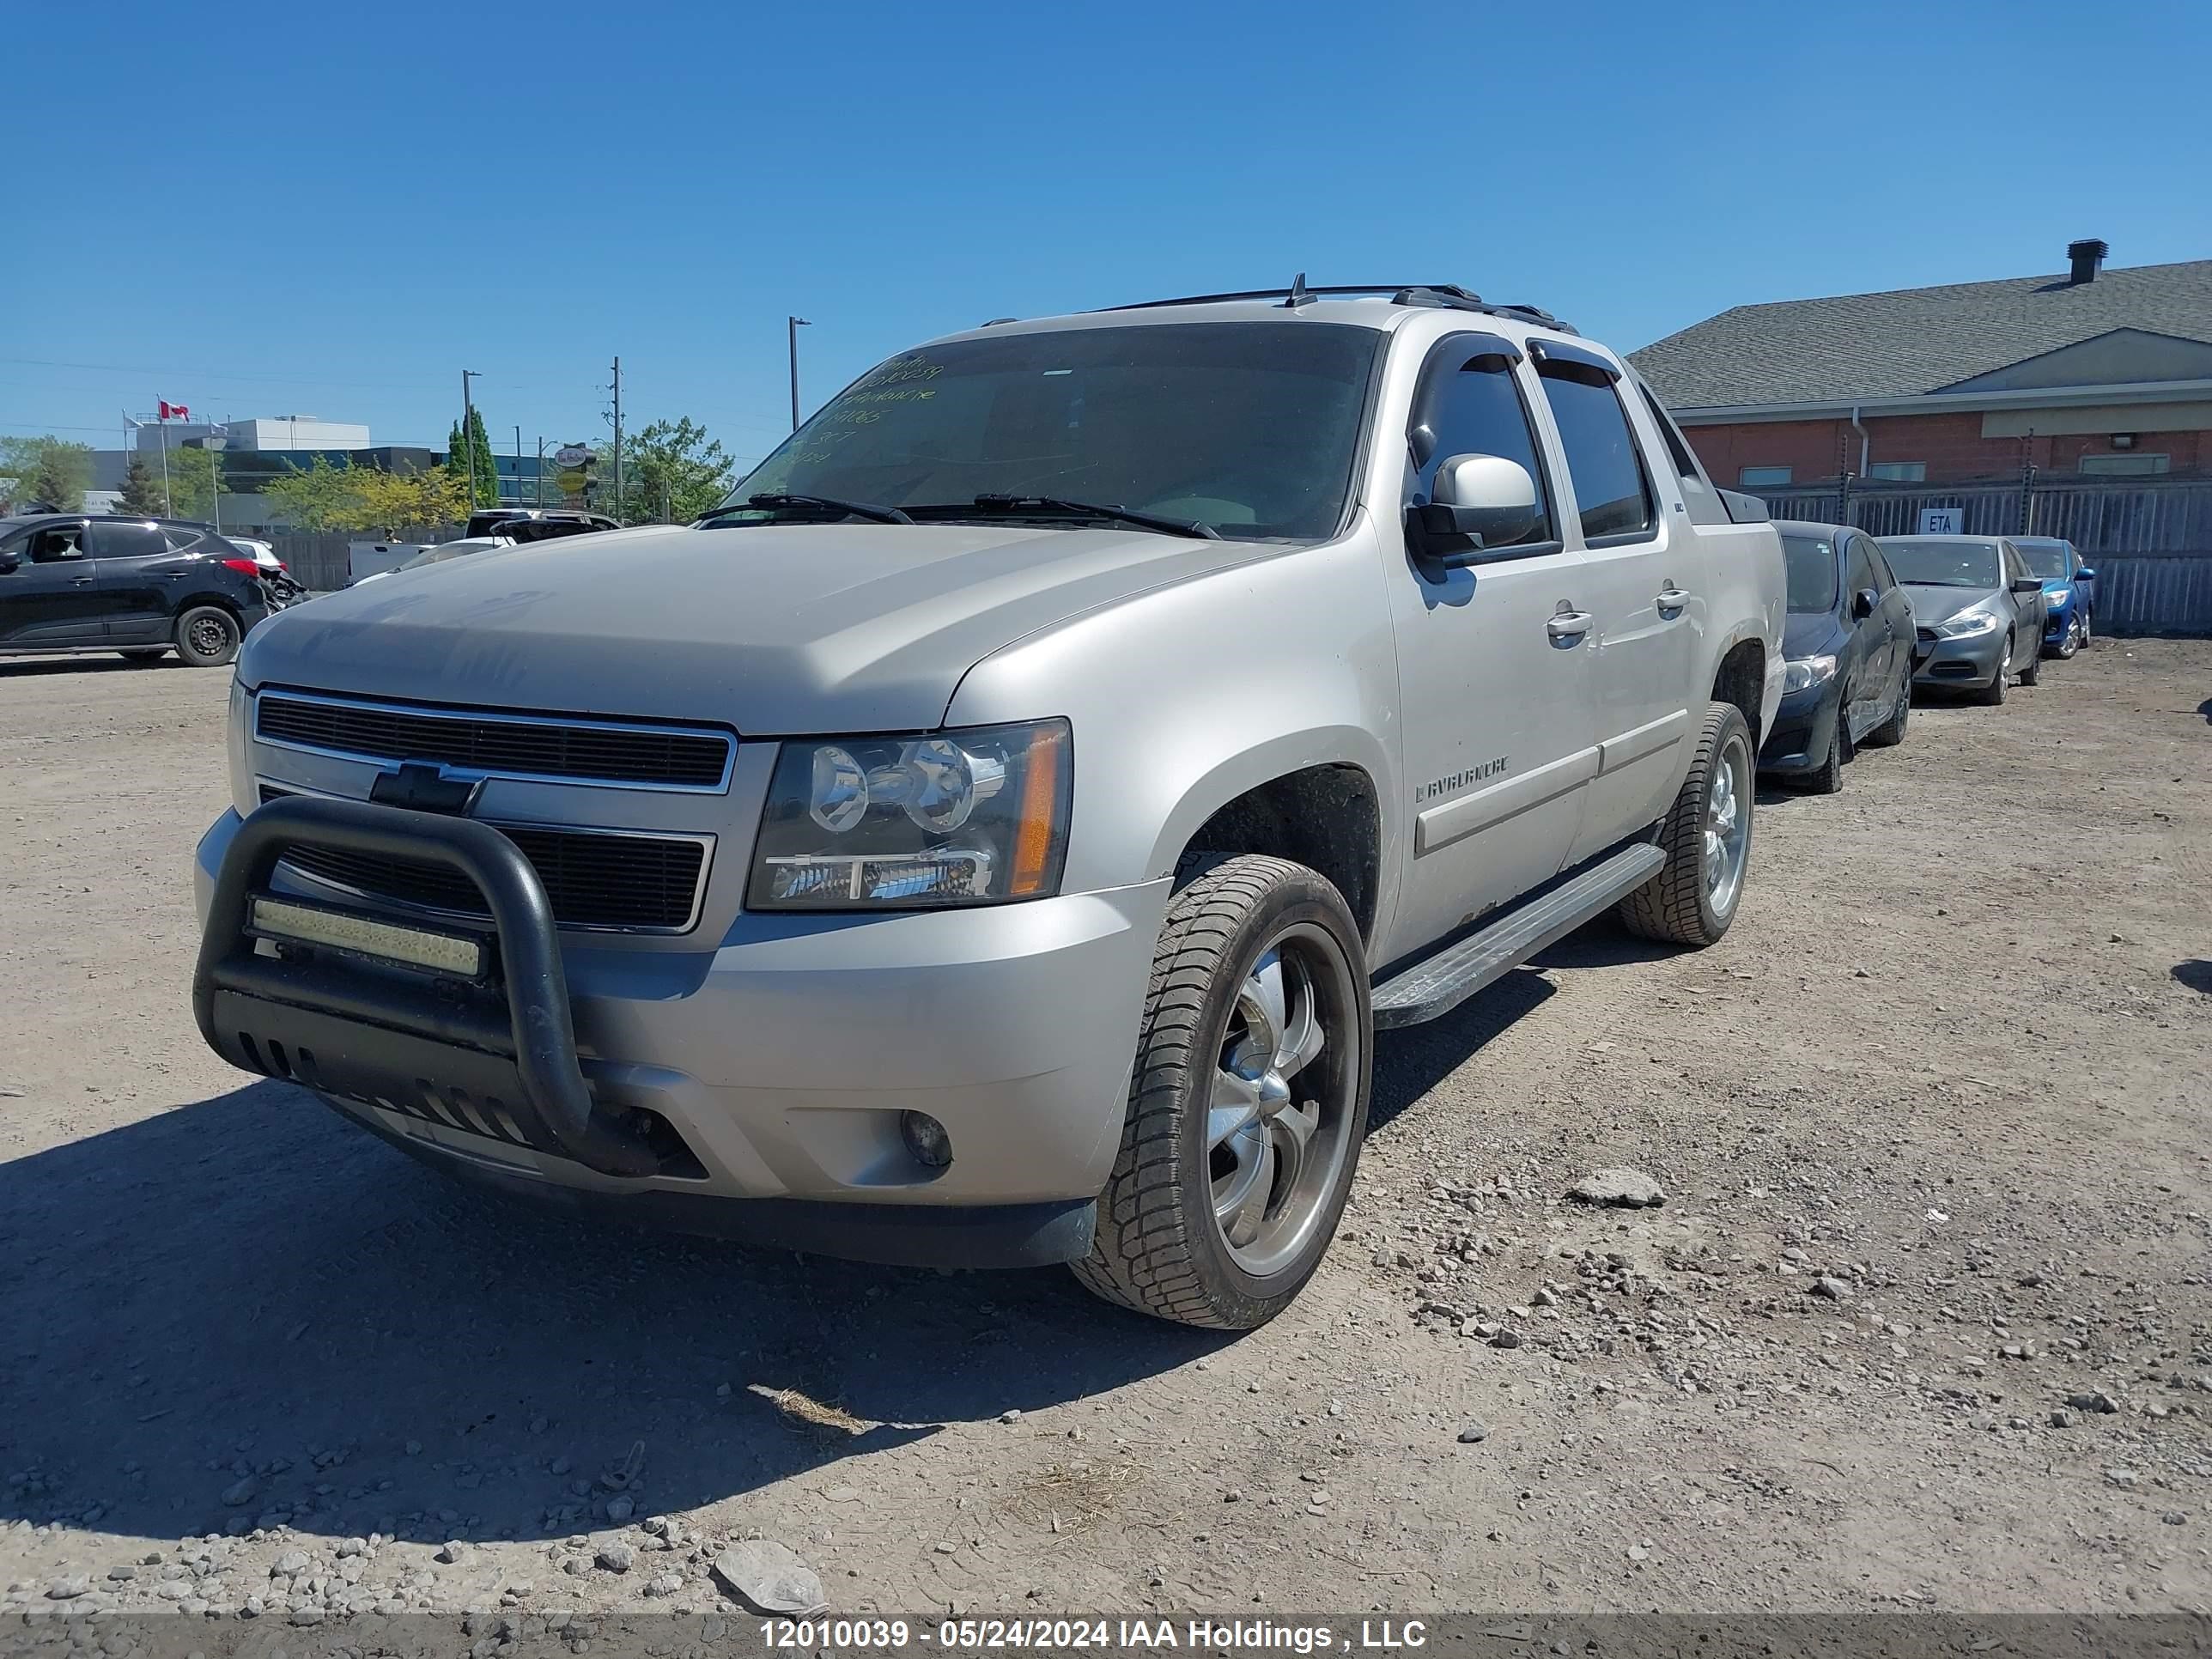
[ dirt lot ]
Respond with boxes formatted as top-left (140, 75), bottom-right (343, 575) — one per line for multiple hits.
top-left (3, 641), bottom-right (2209, 1627)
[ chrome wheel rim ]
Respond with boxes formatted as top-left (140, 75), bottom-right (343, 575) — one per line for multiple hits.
top-left (1702, 732), bottom-right (1751, 919)
top-left (188, 616), bottom-right (230, 657)
top-left (1206, 922), bottom-right (1359, 1279)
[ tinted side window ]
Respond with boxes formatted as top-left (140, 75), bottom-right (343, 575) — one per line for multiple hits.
top-left (1411, 351), bottom-right (1555, 550)
top-left (1844, 536), bottom-right (1875, 598)
top-left (88, 522), bottom-right (170, 560)
top-left (1537, 365), bottom-right (1655, 543)
top-left (1863, 537), bottom-right (1897, 592)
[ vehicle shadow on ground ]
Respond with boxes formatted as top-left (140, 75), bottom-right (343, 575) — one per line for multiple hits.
top-left (2174, 960), bottom-right (2212, 995)
top-left (0, 655), bottom-right (181, 679)
top-left (0, 1079), bottom-right (1224, 1547)
top-left (2197, 697), bottom-right (2212, 726)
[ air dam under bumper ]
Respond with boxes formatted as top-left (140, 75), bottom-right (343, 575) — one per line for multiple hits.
top-left (193, 798), bottom-right (1171, 1269)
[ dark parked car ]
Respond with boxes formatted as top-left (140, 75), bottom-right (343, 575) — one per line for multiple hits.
top-left (2011, 535), bottom-right (2098, 658)
top-left (463, 507), bottom-right (619, 539)
top-left (1880, 534), bottom-right (2047, 705)
top-left (1759, 520), bottom-right (1917, 790)
top-left (0, 514), bottom-right (270, 666)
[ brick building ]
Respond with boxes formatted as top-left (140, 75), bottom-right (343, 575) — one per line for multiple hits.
top-left (1631, 242), bottom-right (2212, 489)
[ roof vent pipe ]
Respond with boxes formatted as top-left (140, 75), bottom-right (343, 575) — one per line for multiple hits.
top-left (2067, 239), bottom-right (2108, 284)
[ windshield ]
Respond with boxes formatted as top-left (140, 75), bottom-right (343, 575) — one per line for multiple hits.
top-left (720, 322), bottom-right (1382, 542)
top-left (2013, 538), bottom-right (2070, 580)
top-left (1780, 533), bottom-right (1839, 613)
top-left (1881, 538), bottom-right (2001, 587)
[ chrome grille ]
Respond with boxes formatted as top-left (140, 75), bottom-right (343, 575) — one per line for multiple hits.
top-left (259, 787), bottom-right (709, 933)
top-left (255, 690), bottom-right (733, 790)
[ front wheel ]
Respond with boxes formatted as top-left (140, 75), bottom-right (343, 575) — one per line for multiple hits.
top-left (1975, 653), bottom-right (2008, 705)
top-left (1073, 855), bottom-right (1371, 1329)
top-left (2019, 647), bottom-right (2042, 687)
top-left (175, 605), bottom-right (240, 667)
top-left (1618, 700), bottom-right (1753, 947)
top-left (2053, 616), bottom-right (2080, 659)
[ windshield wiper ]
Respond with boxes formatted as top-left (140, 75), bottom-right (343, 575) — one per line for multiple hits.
top-left (700, 492), bottom-right (915, 527)
top-left (934, 494), bottom-right (1220, 541)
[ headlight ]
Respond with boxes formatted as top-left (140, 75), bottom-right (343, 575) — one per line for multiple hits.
top-left (1933, 611), bottom-right (2002, 638)
top-left (1782, 654), bottom-right (1838, 694)
top-left (2046, 586), bottom-right (2071, 605)
top-left (748, 720), bottom-right (1071, 909)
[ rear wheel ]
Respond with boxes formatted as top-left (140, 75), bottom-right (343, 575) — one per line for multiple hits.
top-left (1863, 672), bottom-right (1911, 747)
top-left (1619, 700), bottom-right (1753, 947)
top-left (2019, 648), bottom-right (2042, 687)
top-left (174, 605), bottom-right (240, 668)
top-left (1073, 855), bottom-right (1370, 1329)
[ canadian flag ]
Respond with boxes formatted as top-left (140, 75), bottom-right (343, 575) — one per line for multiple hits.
top-left (158, 399), bottom-right (190, 421)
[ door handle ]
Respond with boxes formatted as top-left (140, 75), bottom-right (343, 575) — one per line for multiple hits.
top-left (71, 576), bottom-right (95, 586)
top-left (166, 570), bottom-right (191, 579)
top-left (1656, 585), bottom-right (1692, 614)
top-left (1547, 607), bottom-right (1594, 642)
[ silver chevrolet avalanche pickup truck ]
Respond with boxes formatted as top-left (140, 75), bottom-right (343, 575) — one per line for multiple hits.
top-left (192, 281), bottom-right (1785, 1329)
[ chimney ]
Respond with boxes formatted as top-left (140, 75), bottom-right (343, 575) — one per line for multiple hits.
top-left (2067, 238), bottom-right (2109, 284)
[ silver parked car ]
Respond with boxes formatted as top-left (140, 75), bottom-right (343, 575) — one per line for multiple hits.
top-left (191, 281), bottom-right (1785, 1329)
top-left (1880, 534), bottom-right (2048, 705)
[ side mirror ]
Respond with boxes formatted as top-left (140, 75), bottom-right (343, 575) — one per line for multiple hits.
top-left (2010, 576), bottom-right (2044, 596)
top-left (1410, 454), bottom-right (1540, 569)
top-left (0, 550), bottom-right (19, 574)
top-left (1850, 587), bottom-right (1878, 621)
top-left (2075, 567), bottom-right (2097, 583)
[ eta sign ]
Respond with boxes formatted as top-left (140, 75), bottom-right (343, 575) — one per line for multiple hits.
top-left (1917, 507), bottom-right (1964, 535)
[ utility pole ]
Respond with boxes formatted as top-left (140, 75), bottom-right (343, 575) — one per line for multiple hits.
top-left (787, 317), bottom-right (811, 431)
top-left (514, 424), bottom-right (523, 511)
top-left (610, 356), bottom-right (623, 525)
top-left (460, 369), bottom-right (482, 508)
top-left (157, 411), bottom-right (172, 517)
top-left (536, 437), bottom-right (545, 507)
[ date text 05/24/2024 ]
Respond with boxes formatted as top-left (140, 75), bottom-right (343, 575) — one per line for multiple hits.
top-left (758, 1620), bottom-right (1430, 1652)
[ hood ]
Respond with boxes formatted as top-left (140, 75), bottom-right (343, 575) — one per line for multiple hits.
top-left (1782, 611), bottom-right (1844, 659)
top-left (238, 521), bottom-right (1269, 733)
top-left (1899, 582), bottom-right (2000, 627)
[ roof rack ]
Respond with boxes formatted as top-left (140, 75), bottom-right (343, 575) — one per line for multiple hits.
top-left (1095, 277), bottom-right (1577, 335)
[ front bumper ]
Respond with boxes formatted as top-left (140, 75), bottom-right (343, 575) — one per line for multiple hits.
top-left (2042, 596), bottom-right (2080, 646)
top-left (193, 799), bottom-right (1170, 1267)
top-left (1913, 629), bottom-right (2005, 687)
top-left (1758, 682), bottom-right (1838, 775)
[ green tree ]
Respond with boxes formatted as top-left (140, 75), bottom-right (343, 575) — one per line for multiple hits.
top-left (163, 446), bottom-right (229, 520)
top-left (604, 417), bottom-right (736, 524)
top-left (112, 452), bottom-right (166, 516)
top-left (446, 407), bottom-right (500, 508)
top-left (0, 435), bottom-right (92, 513)
top-left (264, 454), bottom-right (360, 531)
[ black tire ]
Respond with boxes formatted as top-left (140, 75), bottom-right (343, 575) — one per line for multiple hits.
top-left (1974, 653), bottom-right (2008, 705)
top-left (174, 605), bottom-right (240, 667)
top-left (1618, 700), bottom-right (1753, 948)
top-left (1797, 713), bottom-right (1844, 794)
top-left (1073, 854), bottom-right (1371, 1330)
top-left (118, 648), bottom-right (169, 664)
top-left (2018, 648), bottom-right (2041, 687)
top-left (1863, 672), bottom-right (1911, 747)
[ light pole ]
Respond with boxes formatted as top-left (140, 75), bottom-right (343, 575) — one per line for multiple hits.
top-left (460, 369), bottom-right (482, 508)
top-left (204, 429), bottom-right (227, 533)
top-left (788, 317), bottom-right (811, 432)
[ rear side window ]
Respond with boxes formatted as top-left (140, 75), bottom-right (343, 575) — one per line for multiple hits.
top-left (87, 522), bottom-right (169, 560)
top-left (1410, 349), bottom-right (1555, 550)
top-left (1537, 364), bottom-right (1656, 544)
top-left (1863, 537), bottom-right (1897, 592)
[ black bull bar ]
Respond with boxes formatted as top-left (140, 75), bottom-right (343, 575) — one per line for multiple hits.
top-left (192, 795), bottom-right (662, 1177)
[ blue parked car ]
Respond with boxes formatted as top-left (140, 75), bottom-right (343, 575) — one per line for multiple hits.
top-left (2013, 536), bottom-right (2098, 658)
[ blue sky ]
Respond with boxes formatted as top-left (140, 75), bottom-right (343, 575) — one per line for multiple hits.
top-left (7, 0), bottom-right (2207, 474)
